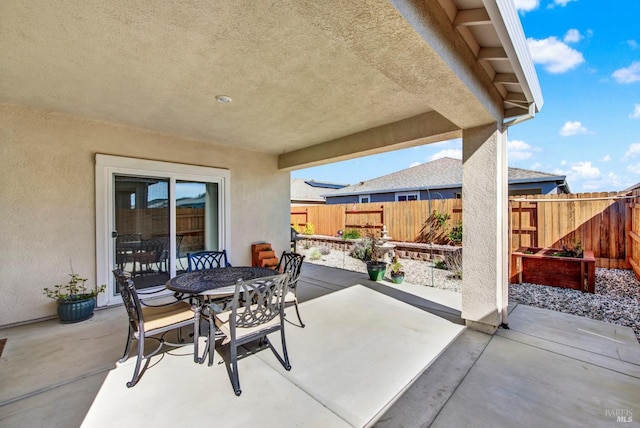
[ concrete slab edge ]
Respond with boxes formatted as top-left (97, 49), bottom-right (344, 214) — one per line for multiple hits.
top-left (372, 329), bottom-right (492, 428)
top-left (496, 328), bottom-right (640, 378)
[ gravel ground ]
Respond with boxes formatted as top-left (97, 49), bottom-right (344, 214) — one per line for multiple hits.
top-left (299, 246), bottom-right (640, 343)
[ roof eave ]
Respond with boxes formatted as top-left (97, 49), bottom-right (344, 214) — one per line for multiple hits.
top-left (484, 0), bottom-right (543, 122)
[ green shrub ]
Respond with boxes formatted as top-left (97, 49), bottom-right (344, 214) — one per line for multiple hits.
top-left (449, 221), bottom-right (462, 245)
top-left (434, 250), bottom-right (463, 279)
top-left (350, 237), bottom-right (373, 261)
top-left (433, 211), bottom-right (451, 229)
top-left (444, 249), bottom-right (463, 279)
top-left (342, 229), bottom-right (361, 239)
top-left (309, 249), bottom-right (322, 260)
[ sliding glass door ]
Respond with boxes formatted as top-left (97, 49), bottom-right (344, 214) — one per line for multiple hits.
top-left (96, 155), bottom-right (230, 306)
top-left (114, 175), bottom-right (170, 290)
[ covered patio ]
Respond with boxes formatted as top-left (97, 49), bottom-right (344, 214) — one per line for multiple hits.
top-left (4, 2), bottom-right (636, 426)
top-left (3, 0), bottom-right (540, 335)
top-left (2, 264), bottom-right (638, 427)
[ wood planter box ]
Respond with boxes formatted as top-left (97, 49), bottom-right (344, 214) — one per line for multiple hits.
top-left (510, 247), bottom-right (596, 293)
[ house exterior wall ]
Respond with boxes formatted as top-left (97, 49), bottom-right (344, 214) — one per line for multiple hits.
top-left (0, 104), bottom-right (290, 326)
top-left (325, 183), bottom-right (558, 204)
top-left (419, 188), bottom-right (460, 200)
top-left (508, 181), bottom-right (559, 195)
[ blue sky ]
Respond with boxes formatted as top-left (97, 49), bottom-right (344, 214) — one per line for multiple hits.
top-left (292, 0), bottom-right (640, 193)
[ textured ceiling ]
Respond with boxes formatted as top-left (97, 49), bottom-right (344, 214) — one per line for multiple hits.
top-left (1, 0), bottom-right (533, 165)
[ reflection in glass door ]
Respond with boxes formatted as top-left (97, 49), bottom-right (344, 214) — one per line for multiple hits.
top-left (114, 175), bottom-right (169, 292)
top-left (175, 181), bottom-right (219, 270)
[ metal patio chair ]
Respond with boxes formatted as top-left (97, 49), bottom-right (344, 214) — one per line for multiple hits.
top-left (207, 273), bottom-right (291, 396)
top-left (112, 270), bottom-right (207, 387)
top-left (130, 237), bottom-right (169, 276)
top-left (276, 251), bottom-right (306, 327)
top-left (187, 250), bottom-right (232, 272)
top-left (115, 233), bottom-right (142, 269)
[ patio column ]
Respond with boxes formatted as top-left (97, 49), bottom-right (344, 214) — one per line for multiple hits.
top-left (461, 123), bottom-right (508, 334)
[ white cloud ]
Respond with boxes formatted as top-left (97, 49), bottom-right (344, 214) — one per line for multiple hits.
top-left (555, 161), bottom-right (602, 190)
top-left (553, 161), bottom-right (602, 191)
top-left (563, 29), bottom-right (582, 43)
top-left (627, 163), bottom-right (640, 174)
top-left (513, 0), bottom-right (539, 12)
top-left (552, 0), bottom-right (577, 6)
top-left (601, 155), bottom-right (611, 162)
top-left (571, 161), bottom-right (601, 179)
top-left (612, 61), bottom-right (640, 84)
top-left (630, 104), bottom-right (640, 119)
top-left (530, 162), bottom-right (543, 170)
top-left (628, 40), bottom-right (639, 50)
top-left (430, 149), bottom-right (462, 161)
top-left (559, 121), bottom-right (589, 136)
top-left (555, 161), bottom-right (628, 192)
top-left (409, 161), bottom-right (422, 168)
top-left (560, 160), bottom-right (567, 166)
top-left (508, 139), bottom-right (540, 161)
top-left (623, 143), bottom-right (640, 161)
top-left (527, 37), bottom-right (585, 73)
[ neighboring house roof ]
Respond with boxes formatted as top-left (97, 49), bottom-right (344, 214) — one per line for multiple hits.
top-left (326, 157), bottom-right (570, 196)
top-left (623, 183), bottom-right (640, 192)
top-left (291, 179), bottom-right (349, 203)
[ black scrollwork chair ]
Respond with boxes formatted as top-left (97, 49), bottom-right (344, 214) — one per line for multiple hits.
top-left (112, 270), bottom-right (207, 387)
top-left (187, 250), bottom-right (232, 272)
top-left (131, 237), bottom-right (169, 276)
top-left (208, 273), bottom-right (291, 396)
top-left (115, 233), bottom-right (142, 269)
top-left (276, 252), bottom-right (306, 327)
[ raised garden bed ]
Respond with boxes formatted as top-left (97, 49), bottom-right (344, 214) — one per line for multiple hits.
top-left (510, 247), bottom-right (595, 293)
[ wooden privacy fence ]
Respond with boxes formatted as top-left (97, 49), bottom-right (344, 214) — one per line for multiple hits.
top-left (292, 191), bottom-right (640, 271)
top-left (510, 192), bottom-right (632, 269)
top-left (626, 191), bottom-right (640, 278)
top-left (291, 200), bottom-right (462, 243)
top-left (116, 207), bottom-right (205, 253)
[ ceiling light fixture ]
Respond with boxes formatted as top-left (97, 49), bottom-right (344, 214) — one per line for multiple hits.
top-left (215, 95), bottom-right (232, 104)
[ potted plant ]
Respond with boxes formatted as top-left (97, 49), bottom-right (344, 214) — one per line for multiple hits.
top-left (366, 259), bottom-right (387, 281)
top-left (43, 269), bottom-right (106, 323)
top-left (350, 230), bottom-right (387, 281)
top-left (389, 256), bottom-right (404, 284)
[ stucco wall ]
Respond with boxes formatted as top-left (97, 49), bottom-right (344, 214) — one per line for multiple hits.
top-left (0, 105), bottom-right (290, 326)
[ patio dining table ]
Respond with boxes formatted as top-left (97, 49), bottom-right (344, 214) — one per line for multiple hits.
top-left (165, 266), bottom-right (280, 297)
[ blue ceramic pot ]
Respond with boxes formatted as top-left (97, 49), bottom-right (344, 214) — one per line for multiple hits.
top-left (57, 296), bottom-right (96, 323)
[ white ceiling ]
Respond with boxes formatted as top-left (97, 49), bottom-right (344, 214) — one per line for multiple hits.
top-left (1, 0), bottom-right (539, 167)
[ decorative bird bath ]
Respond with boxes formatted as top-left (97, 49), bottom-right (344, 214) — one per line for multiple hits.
top-left (374, 225), bottom-right (396, 263)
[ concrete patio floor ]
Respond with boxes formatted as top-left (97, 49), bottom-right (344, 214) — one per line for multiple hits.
top-left (1, 264), bottom-right (638, 427)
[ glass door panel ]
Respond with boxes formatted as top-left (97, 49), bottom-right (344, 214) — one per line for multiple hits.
top-left (114, 175), bottom-right (169, 292)
top-left (176, 181), bottom-right (219, 271)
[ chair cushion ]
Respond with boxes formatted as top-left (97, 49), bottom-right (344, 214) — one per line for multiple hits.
top-left (215, 306), bottom-right (281, 341)
top-left (141, 301), bottom-right (194, 332)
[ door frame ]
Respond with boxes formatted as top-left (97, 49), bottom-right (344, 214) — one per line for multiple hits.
top-left (95, 154), bottom-right (231, 307)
